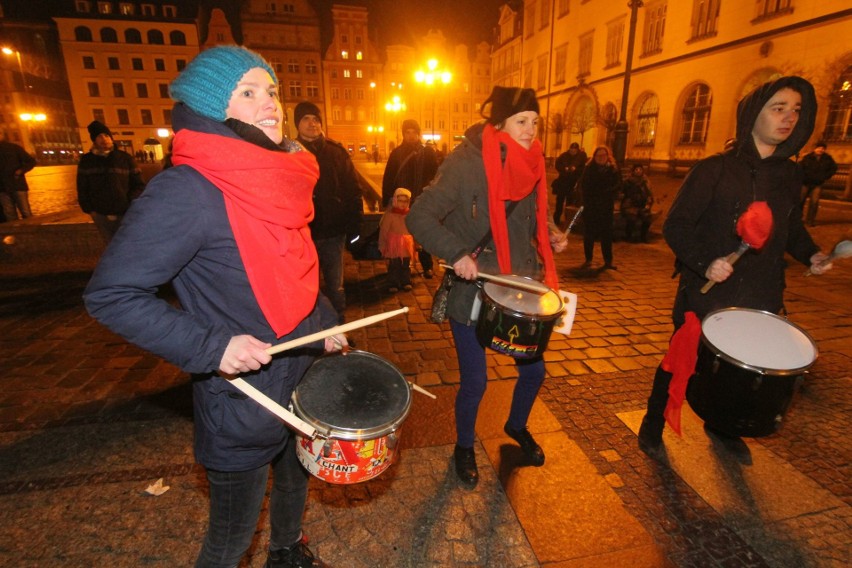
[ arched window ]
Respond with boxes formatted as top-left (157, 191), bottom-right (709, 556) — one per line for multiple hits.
top-left (147, 30), bottom-right (165, 45)
top-left (100, 27), bottom-right (118, 43)
top-left (635, 93), bottom-right (659, 146)
top-left (679, 84), bottom-right (712, 144)
top-left (125, 28), bottom-right (142, 44)
top-left (169, 31), bottom-right (186, 46)
top-left (824, 64), bottom-right (852, 142)
top-left (75, 26), bottom-right (93, 42)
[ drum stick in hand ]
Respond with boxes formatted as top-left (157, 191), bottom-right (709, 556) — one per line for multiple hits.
top-left (266, 307), bottom-right (409, 355)
top-left (229, 377), bottom-right (317, 439)
top-left (439, 264), bottom-right (549, 294)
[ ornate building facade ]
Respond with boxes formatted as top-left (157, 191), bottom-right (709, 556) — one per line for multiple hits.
top-left (506, 0), bottom-right (851, 185)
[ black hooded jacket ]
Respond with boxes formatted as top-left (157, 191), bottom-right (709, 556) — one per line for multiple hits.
top-left (663, 76), bottom-right (819, 326)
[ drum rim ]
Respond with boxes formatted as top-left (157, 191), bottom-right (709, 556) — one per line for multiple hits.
top-left (481, 276), bottom-right (564, 319)
top-left (700, 307), bottom-right (818, 376)
top-left (291, 350), bottom-right (413, 440)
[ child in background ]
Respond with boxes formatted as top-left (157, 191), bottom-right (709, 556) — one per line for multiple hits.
top-left (379, 188), bottom-right (415, 292)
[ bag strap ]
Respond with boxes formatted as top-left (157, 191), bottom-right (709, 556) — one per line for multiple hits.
top-left (470, 200), bottom-right (520, 260)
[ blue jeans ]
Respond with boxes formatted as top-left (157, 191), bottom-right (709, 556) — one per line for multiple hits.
top-left (314, 235), bottom-right (346, 322)
top-left (450, 319), bottom-right (546, 448)
top-left (195, 436), bottom-right (308, 568)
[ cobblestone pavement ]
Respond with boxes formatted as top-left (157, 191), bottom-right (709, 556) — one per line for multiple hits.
top-left (0, 184), bottom-right (850, 567)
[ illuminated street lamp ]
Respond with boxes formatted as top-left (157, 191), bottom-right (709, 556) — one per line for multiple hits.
top-left (414, 59), bottom-right (452, 142)
top-left (2, 46), bottom-right (27, 92)
top-left (19, 112), bottom-right (47, 161)
top-left (384, 95), bottom-right (407, 145)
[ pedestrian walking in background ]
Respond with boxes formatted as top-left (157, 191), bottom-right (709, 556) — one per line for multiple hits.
top-left (0, 133), bottom-right (36, 221)
top-left (579, 146), bottom-right (621, 269)
top-left (799, 141), bottom-right (837, 226)
top-left (379, 187), bottom-right (415, 292)
top-left (407, 86), bottom-right (568, 487)
top-left (620, 164), bottom-right (654, 242)
top-left (294, 100), bottom-right (363, 324)
top-left (76, 120), bottom-right (145, 242)
top-left (551, 142), bottom-right (586, 225)
top-left (382, 118), bottom-right (439, 278)
top-left (83, 46), bottom-right (343, 568)
top-left (637, 76), bottom-right (833, 460)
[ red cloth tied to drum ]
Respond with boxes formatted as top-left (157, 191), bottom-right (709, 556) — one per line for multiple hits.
top-left (662, 312), bottom-right (701, 436)
top-left (737, 201), bottom-right (773, 250)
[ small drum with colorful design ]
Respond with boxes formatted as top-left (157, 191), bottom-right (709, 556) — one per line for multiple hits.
top-left (291, 350), bottom-right (412, 484)
top-left (475, 276), bottom-right (564, 358)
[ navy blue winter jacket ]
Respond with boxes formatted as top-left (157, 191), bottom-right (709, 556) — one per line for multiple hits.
top-left (84, 104), bottom-right (337, 470)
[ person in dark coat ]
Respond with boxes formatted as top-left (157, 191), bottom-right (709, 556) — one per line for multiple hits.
top-left (799, 141), bottom-right (838, 226)
top-left (294, 101), bottom-right (363, 324)
top-left (83, 46), bottom-right (343, 568)
top-left (76, 120), bottom-right (146, 242)
top-left (619, 164), bottom-right (654, 242)
top-left (637, 76), bottom-right (833, 460)
top-left (551, 142), bottom-right (586, 225)
top-left (0, 134), bottom-right (36, 221)
top-left (579, 146), bottom-right (621, 269)
top-left (382, 118), bottom-right (439, 278)
top-left (407, 86), bottom-right (568, 487)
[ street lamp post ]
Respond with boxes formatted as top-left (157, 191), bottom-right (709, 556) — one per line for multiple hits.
top-left (612, 1), bottom-right (643, 168)
top-left (1, 47), bottom-right (26, 92)
top-left (19, 112), bottom-right (47, 161)
top-left (414, 59), bottom-right (451, 144)
top-left (367, 125), bottom-right (383, 162)
top-left (384, 95), bottom-right (406, 146)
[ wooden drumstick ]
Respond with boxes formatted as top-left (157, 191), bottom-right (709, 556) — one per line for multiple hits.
top-left (229, 377), bottom-right (317, 439)
top-left (410, 382), bottom-right (437, 399)
top-left (439, 264), bottom-right (549, 294)
top-left (266, 307), bottom-right (410, 355)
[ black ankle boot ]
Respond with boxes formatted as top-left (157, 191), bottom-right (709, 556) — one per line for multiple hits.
top-left (453, 445), bottom-right (478, 486)
top-left (503, 424), bottom-right (545, 466)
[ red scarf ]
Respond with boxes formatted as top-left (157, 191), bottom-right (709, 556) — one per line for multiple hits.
top-left (662, 312), bottom-right (702, 436)
top-left (391, 207), bottom-right (409, 215)
top-left (172, 129), bottom-right (320, 338)
top-left (481, 124), bottom-right (558, 290)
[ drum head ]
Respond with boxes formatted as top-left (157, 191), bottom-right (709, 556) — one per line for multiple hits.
top-left (701, 308), bottom-right (817, 374)
top-left (482, 276), bottom-right (563, 317)
top-left (292, 351), bottom-right (411, 440)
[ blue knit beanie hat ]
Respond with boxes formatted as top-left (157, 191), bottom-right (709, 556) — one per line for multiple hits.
top-left (169, 46), bottom-right (276, 122)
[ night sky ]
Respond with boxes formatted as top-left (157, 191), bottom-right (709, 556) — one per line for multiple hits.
top-left (366, 0), bottom-right (506, 47)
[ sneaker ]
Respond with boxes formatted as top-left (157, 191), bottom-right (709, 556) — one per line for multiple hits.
top-left (637, 416), bottom-right (666, 461)
top-left (503, 424), bottom-right (545, 466)
top-left (265, 539), bottom-right (326, 568)
top-left (453, 444), bottom-right (479, 487)
top-left (603, 264), bottom-right (618, 271)
top-left (387, 286), bottom-right (399, 293)
top-left (423, 269), bottom-right (434, 279)
top-left (402, 284), bottom-right (412, 291)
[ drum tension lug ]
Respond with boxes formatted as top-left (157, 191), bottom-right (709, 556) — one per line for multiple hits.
top-left (321, 438), bottom-right (334, 458)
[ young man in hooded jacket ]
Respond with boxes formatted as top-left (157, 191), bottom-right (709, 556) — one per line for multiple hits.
top-left (637, 76), bottom-right (833, 459)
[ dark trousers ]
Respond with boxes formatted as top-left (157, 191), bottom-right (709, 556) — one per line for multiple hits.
top-left (639, 365), bottom-right (674, 441)
top-left (418, 249), bottom-right (434, 272)
top-left (386, 257), bottom-right (411, 288)
top-left (450, 319), bottom-right (545, 448)
top-left (314, 234), bottom-right (346, 323)
top-left (583, 223), bottom-right (613, 265)
top-left (195, 436), bottom-right (308, 568)
top-left (553, 192), bottom-right (569, 225)
top-left (622, 210), bottom-right (651, 241)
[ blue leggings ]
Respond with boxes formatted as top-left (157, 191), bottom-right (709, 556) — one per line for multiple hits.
top-left (450, 319), bottom-right (546, 448)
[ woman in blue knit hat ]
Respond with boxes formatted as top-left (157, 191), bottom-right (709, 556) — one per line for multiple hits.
top-left (83, 45), bottom-right (343, 568)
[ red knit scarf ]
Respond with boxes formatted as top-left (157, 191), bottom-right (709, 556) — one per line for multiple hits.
top-left (172, 129), bottom-right (320, 338)
top-left (481, 124), bottom-right (558, 289)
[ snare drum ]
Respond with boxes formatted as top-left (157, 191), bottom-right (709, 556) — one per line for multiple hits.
top-left (686, 308), bottom-right (817, 438)
top-left (291, 351), bottom-right (412, 484)
top-left (475, 276), bottom-right (564, 359)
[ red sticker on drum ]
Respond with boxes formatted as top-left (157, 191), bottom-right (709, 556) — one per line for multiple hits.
top-left (296, 435), bottom-right (398, 484)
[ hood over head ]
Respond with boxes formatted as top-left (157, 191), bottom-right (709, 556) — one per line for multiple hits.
top-left (735, 75), bottom-right (815, 161)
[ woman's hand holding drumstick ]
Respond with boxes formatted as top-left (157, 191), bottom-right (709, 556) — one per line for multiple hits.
top-left (439, 263), bottom-right (550, 294)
